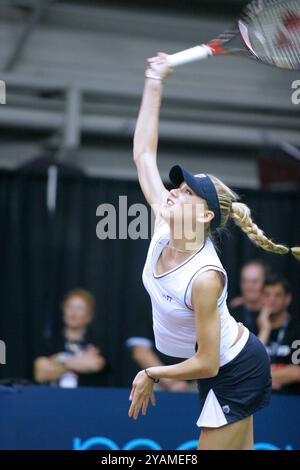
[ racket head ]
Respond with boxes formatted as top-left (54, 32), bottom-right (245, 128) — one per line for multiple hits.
top-left (239, 0), bottom-right (300, 70)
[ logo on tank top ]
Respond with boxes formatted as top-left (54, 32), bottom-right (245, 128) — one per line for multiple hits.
top-left (162, 293), bottom-right (173, 303)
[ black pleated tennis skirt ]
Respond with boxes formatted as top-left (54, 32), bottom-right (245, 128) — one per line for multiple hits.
top-left (196, 331), bottom-right (272, 428)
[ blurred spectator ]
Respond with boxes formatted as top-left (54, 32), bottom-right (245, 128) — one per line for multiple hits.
top-left (126, 308), bottom-right (196, 392)
top-left (257, 274), bottom-right (300, 395)
top-left (230, 260), bottom-right (270, 335)
top-left (34, 289), bottom-right (109, 388)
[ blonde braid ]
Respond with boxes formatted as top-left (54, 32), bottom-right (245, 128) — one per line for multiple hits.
top-left (207, 174), bottom-right (300, 262)
top-left (230, 202), bottom-right (289, 254)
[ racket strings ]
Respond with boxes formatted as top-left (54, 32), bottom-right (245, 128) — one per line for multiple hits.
top-left (267, 0), bottom-right (300, 68)
top-left (244, 0), bottom-right (300, 69)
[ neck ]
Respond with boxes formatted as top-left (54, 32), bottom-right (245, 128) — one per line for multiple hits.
top-left (270, 311), bottom-right (288, 329)
top-left (167, 226), bottom-right (208, 254)
top-left (65, 327), bottom-right (86, 341)
top-left (166, 238), bottom-right (203, 256)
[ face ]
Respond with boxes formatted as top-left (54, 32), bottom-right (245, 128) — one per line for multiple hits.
top-left (262, 284), bottom-right (292, 316)
top-left (240, 264), bottom-right (265, 303)
top-left (63, 296), bottom-right (92, 329)
top-left (161, 182), bottom-right (214, 239)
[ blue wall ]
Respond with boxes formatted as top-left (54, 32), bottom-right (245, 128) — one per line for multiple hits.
top-left (0, 386), bottom-right (298, 450)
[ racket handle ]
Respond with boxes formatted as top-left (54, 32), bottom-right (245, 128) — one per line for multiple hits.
top-left (167, 45), bottom-right (213, 66)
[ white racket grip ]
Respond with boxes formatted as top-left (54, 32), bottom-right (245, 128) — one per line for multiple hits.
top-left (167, 45), bottom-right (213, 67)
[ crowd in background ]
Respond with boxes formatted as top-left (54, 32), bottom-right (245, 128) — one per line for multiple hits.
top-left (33, 260), bottom-right (300, 395)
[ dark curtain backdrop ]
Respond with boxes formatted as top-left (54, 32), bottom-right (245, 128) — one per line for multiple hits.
top-left (0, 168), bottom-right (299, 387)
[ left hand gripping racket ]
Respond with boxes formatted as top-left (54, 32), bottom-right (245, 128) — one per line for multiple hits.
top-left (153, 0), bottom-right (300, 71)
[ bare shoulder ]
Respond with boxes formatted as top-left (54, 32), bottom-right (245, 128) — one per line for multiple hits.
top-left (192, 270), bottom-right (224, 304)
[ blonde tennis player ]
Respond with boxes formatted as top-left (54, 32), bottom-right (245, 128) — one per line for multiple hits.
top-left (128, 52), bottom-right (300, 450)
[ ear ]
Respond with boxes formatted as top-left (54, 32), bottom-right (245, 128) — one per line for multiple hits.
top-left (196, 210), bottom-right (215, 224)
top-left (198, 210), bottom-right (215, 224)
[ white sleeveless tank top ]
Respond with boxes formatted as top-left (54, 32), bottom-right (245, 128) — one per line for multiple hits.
top-left (142, 219), bottom-right (246, 367)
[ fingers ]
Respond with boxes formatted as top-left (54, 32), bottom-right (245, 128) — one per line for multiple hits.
top-left (129, 384), bottom-right (136, 402)
top-left (128, 391), bottom-right (155, 420)
top-left (147, 52), bottom-right (168, 64)
top-left (157, 52), bottom-right (168, 58)
top-left (128, 385), bottom-right (141, 419)
top-left (142, 396), bottom-right (149, 416)
top-left (128, 376), bottom-right (156, 420)
top-left (128, 397), bottom-right (144, 420)
top-left (141, 388), bottom-right (157, 414)
top-left (133, 400), bottom-right (143, 420)
top-left (150, 391), bottom-right (156, 407)
top-left (128, 400), bottom-right (136, 418)
top-left (146, 51), bottom-right (174, 82)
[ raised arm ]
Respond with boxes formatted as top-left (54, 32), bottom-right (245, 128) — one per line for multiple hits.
top-left (133, 53), bottom-right (173, 218)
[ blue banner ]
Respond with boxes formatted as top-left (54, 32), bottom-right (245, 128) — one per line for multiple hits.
top-left (0, 386), bottom-right (299, 450)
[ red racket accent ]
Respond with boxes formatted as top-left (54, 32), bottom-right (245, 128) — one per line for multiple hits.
top-left (276, 30), bottom-right (293, 48)
top-left (282, 11), bottom-right (300, 30)
top-left (207, 40), bottom-right (226, 55)
top-left (162, 1), bottom-right (300, 70)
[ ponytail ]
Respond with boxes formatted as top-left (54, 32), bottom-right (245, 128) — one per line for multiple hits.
top-left (230, 202), bottom-right (300, 261)
top-left (206, 174), bottom-right (300, 262)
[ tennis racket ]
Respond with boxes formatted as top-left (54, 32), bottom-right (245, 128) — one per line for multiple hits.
top-left (151, 0), bottom-right (300, 70)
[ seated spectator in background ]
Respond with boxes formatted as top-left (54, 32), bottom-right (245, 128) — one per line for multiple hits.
top-left (34, 289), bottom-right (109, 388)
top-left (230, 259), bottom-right (270, 335)
top-left (257, 274), bottom-right (300, 395)
top-left (126, 308), bottom-right (195, 392)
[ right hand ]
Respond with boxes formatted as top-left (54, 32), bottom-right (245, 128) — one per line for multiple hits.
top-left (146, 52), bottom-right (174, 81)
top-left (128, 370), bottom-right (156, 420)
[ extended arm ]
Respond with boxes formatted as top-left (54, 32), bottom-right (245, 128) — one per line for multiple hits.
top-left (133, 54), bottom-right (173, 219)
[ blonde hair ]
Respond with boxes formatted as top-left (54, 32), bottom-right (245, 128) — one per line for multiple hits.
top-left (207, 174), bottom-right (300, 262)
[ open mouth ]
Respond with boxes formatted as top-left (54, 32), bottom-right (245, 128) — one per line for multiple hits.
top-left (167, 198), bottom-right (175, 207)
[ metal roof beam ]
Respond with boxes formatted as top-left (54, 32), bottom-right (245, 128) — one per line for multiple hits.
top-left (3, 0), bottom-right (53, 72)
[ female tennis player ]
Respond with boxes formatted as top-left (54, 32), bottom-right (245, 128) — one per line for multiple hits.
top-left (128, 52), bottom-right (300, 450)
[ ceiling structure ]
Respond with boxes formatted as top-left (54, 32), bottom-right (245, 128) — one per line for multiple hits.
top-left (0, 0), bottom-right (299, 187)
